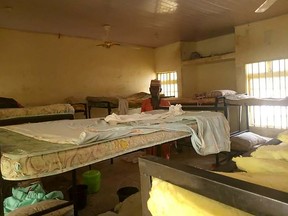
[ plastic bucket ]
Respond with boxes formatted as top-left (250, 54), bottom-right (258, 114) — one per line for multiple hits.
top-left (117, 186), bottom-right (139, 202)
top-left (68, 184), bottom-right (88, 210)
top-left (82, 170), bottom-right (101, 194)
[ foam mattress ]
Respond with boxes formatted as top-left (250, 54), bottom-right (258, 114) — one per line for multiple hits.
top-left (0, 128), bottom-right (191, 181)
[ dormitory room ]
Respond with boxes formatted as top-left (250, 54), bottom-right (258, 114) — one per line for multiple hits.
top-left (1, 0), bottom-right (288, 215)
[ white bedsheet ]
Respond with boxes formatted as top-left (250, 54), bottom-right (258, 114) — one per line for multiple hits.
top-left (2, 109), bottom-right (230, 156)
top-left (225, 94), bottom-right (288, 106)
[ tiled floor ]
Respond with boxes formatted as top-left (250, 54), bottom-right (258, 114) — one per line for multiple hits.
top-left (41, 144), bottom-right (220, 216)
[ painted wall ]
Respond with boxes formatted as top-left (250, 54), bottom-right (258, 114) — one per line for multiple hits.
top-left (0, 29), bottom-right (155, 109)
top-left (235, 14), bottom-right (288, 93)
top-left (234, 14), bottom-right (288, 136)
top-left (181, 34), bottom-right (236, 97)
top-left (155, 42), bottom-right (182, 96)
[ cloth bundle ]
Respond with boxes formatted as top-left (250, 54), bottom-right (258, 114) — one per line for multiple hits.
top-left (4, 182), bottom-right (64, 214)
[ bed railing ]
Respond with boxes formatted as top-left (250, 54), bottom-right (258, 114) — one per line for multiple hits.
top-left (139, 155), bottom-right (288, 216)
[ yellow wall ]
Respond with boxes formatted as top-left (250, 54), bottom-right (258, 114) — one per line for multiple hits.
top-left (235, 14), bottom-right (288, 93)
top-left (0, 29), bottom-right (155, 107)
top-left (234, 14), bottom-right (288, 136)
top-left (181, 34), bottom-right (236, 97)
top-left (155, 42), bottom-right (182, 96)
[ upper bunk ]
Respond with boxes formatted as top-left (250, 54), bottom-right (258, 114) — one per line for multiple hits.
top-left (225, 94), bottom-right (288, 106)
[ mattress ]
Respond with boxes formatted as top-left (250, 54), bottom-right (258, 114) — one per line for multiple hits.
top-left (225, 94), bottom-right (288, 106)
top-left (0, 104), bottom-right (75, 126)
top-left (167, 97), bottom-right (222, 106)
top-left (0, 110), bottom-right (230, 181)
top-left (139, 156), bottom-right (288, 216)
top-left (0, 127), bottom-right (191, 181)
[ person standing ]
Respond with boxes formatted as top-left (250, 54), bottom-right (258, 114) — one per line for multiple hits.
top-left (141, 79), bottom-right (170, 112)
top-left (141, 79), bottom-right (172, 159)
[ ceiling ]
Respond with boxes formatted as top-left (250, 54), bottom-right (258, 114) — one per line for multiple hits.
top-left (1, 0), bottom-right (288, 48)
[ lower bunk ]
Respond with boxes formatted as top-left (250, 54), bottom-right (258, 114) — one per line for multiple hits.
top-left (0, 110), bottom-right (230, 215)
top-left (139, 155), bottom-right (288, 216)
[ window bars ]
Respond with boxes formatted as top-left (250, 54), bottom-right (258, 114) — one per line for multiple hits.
top-left (246, 59), bottom-right (288, 129)
top-left (157, 71), bottom-right (178, 97)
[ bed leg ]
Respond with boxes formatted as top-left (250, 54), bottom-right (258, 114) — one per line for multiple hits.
top-left (0, 177), bottom-right (3, 216)
top-left (107, 102), bottom-right (112, 115)
top-left (88, 105), bottom-right (92, 118)
top-left (139, 158), bottom-right (152, 216)
top-left (215, 154), bottom-right (220, 167)
top-left (72, 170), bottom-right (78, 216)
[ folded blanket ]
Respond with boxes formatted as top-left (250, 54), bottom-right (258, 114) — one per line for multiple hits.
top-left (251, 142), bottom-right (288, 161)
top-left (232, 156), bottom-right (288, 174)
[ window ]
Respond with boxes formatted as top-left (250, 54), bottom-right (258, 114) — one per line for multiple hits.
top-left (246, 59), bottom-right (288, 129)
top-left (157, 71), bottom-right (178, 97)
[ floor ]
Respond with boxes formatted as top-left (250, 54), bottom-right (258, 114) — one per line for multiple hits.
top-left (40, 144), bottom-right (222, 216)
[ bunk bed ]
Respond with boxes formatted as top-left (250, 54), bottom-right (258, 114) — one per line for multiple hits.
top-left (86, 92), bottom-right (151, 117)
top-left (0, 104), bottom-right (74, 126)
top-left (224, 94), bottom-right (288, 137)
top-left (0, 104), bottom-right (76, 216)
top-left (220, 94), bottom-right (288, 162)
top-left (139, 156), bottom-right (288, 216)
top-left (86, 89), bottom-right (236, 118)
top-left (0, 109), bottom-right (230, 215)
top-left (164, 96), bottom-right (227, 117)
top-left (166, 90), bottom-right (236, 116)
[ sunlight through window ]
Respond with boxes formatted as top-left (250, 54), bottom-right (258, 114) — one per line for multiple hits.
top-left (157, 71), bottom-right (178, 97)
top-left (246, 59), bottom-right (288, 129)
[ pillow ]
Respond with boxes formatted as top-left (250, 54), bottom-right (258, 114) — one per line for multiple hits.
top-left (207, 90), bottom-right (237, 98)
top-left (230, 132), bottom-right (271, 151)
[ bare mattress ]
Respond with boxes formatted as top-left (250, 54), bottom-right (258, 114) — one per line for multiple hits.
top-left (0, 125), bottom-right (191, 181)
top-left (0, 110), bottom-right (230, 181)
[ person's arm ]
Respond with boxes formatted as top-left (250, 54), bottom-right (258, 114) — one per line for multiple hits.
top-left (141, 99), bottom-right (148, 112)
top-left (160, 99), bottom-right (171, 107)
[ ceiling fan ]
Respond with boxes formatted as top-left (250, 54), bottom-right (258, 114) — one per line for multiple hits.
top-left (96, 24), bottom-right (120, 48)
top-left (255, 0), bottom-right (278, 13)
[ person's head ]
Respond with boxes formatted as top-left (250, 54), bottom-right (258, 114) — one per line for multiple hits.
top-left (149, 79), bottom-right (162, 98)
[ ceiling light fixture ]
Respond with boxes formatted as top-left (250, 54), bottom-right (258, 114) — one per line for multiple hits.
top-left (157, 0), bottom-right (178, 14)
top-left (255, 0), bottom-right (278, 13)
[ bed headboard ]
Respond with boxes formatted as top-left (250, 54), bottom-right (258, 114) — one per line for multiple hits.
top-left (0, 104), bottom-right (75, 126)
top-left (138, 156), bottom-right (288, 216)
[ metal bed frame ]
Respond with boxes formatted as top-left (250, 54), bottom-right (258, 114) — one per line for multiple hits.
top-left (0, 102), bottom-right (228, 215)
top-left (0, 129), bottom-right (191, 216)
top-left (86, 96), bottom-right (228, 118)
top-left (139, 156), bottom-right (288, 216)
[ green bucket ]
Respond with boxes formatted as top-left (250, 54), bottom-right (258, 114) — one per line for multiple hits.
top-left (82, 170), bottom-right (101, 194)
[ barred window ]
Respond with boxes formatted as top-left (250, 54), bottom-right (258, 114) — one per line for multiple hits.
top-left (246, 59), bottom-right (288, 129)
top-left (157, 71), bottom-right (178, 97)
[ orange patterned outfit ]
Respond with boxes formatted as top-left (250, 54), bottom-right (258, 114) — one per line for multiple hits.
top-left (141, 98), bottom-right (172, 159)
top-left (141, 98), bottom-right (170, 112)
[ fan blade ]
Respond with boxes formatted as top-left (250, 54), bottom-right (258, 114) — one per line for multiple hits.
top-left (96, 42), bottom-right (121, 48)
top-left (96, 44), bottom-right (106, 47)
top-left (255, 0), bottom-right (278, 13)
